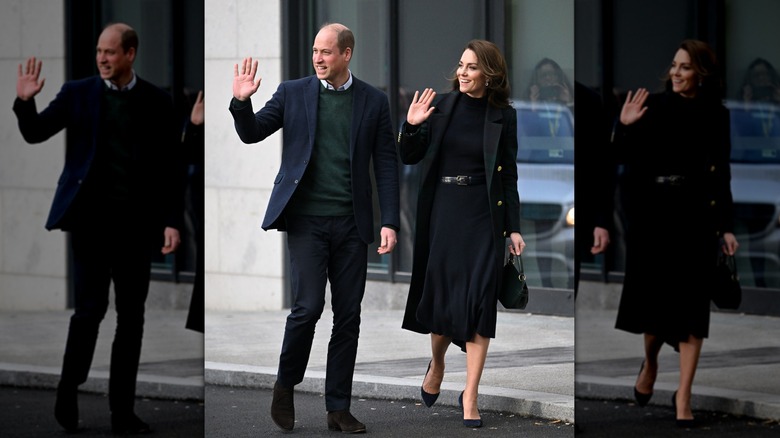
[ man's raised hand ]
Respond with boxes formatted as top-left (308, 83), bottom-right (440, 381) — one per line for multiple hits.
top-left (233, 57), bottom-right (262, 101)
top-left (17, 57), bottom-right (45, 101)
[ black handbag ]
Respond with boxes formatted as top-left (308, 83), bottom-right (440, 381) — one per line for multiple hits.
top-left (712, 251), bottom-right (742, 309)
top-left (500, 254), bottom-right (529, 309)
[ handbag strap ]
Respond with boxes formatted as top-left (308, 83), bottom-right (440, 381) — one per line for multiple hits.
top-left (510, 254), bottom-right (527, 280)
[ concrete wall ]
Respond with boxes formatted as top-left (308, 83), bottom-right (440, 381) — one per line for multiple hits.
top-left (204, 0), bottom-right (286, 311)
top-left (0, 0), bottom-right (67, 311)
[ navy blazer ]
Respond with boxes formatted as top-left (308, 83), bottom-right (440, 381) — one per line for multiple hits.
top-left (13, 75), bottom-right (182, 232)
top-left (229, 75), bottom-right (400, 244)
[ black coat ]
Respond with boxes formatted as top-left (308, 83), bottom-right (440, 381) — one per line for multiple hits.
top-left (398, 91), bottom-right (521, 334)
top-left (613, 91), bottom-right (735, 345)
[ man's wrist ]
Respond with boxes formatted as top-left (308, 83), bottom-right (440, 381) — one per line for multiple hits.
top-left (382, 224), bottom-right (399, 232)
top-left (231, 97), bottom-right (251, 110)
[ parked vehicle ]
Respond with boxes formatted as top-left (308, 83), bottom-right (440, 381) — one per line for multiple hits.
top-left (725, 100), bottom-right (780, 288)
top-left (513, 100), bottom-right (575, 289)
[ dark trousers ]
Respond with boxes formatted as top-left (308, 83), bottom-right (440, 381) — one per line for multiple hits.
top-left (60, 225), bottom-right (153, 414)
top-left (278, 215), bottom-right (367, 412)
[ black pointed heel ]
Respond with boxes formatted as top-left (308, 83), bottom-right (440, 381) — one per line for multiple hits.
top-left (672, 390), bottom-right (698, 428)
top-left (633, 360), bottom-right (653, 407)
top-left (420, 360), bottom-right (440, 407)
top-left (458, 391), bottom-right (483, 428)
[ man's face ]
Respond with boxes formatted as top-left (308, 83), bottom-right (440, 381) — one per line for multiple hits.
top-left (96, 27), bottom-right (135, 85)
top-left (311, 28), bottom-right (351, 86)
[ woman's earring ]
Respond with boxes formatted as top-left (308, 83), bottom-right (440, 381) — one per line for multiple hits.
top-left (486, 79), bottom-right (490, 87)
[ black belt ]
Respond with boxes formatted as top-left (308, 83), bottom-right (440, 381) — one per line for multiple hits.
top-left (440, 175), bottom-right (486, 185)
top-left (654, 175), bottom-right (686, 186)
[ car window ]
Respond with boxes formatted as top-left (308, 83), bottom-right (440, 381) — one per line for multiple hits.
top-left (513, 100), bottom-right (574, 164)
top-left (726, 100), bottom-right (780, 164)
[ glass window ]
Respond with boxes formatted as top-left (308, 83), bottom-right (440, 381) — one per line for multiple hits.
top-left (724, 0), bottom-right (780, 289)
top-left (509, 0), bottom-right (575, 289)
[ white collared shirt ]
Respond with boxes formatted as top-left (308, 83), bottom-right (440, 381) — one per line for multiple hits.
top-left (104, 70), bottom-right (138, 91)
top-left (320, 70), bottom-right (353, 91)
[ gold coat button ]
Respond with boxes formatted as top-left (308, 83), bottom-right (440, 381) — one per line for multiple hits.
top-left (710, 165), bottom-right (716, 172)
top-left (497, 165), bottom-right (503, 172)
top-left (502, 231), bottom-right (507, 237)
top-left (497, 201), bottom-right (503, 206)
top-left (710, 200), bottom-right (716, 206)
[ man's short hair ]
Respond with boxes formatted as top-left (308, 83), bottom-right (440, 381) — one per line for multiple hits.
top-left (320, 22), bottom-right (354, 54)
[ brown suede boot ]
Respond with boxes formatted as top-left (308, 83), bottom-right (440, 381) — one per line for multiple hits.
top-left (270, 381), bottom-right (295, 431)
top-left (327, 410), bottom-right (366, 433)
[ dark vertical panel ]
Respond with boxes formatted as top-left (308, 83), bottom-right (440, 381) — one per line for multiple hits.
top-left (65, 0), bottom-right (102, 307)
top-left (65, 0), bottom-right (102, 81)
top-left (388, 0), bottom-right (400, 130)
top-left (601, 0), bottom-right (616, 115)
top-left (486, 0), bottom-right (506, 49)
top-left (172, 0), bottom-right (186, 136)
top-left (388, 0), bottom-right (400, 282)
top-left (282, 0), bottom-right (315, 81)
top-left (693, 0), bottom-right (727, 95)
top-left (280, 0), bottom-right (316, 303)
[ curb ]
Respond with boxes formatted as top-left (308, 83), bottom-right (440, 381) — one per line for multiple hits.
top-left (576, 375), bottom-right (780, 422)
top-left (0, 362), bottom-right (204, 402)
top-left (205, 361), bottom-right (574, 423)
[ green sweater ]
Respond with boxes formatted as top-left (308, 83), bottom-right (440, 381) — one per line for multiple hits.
top-left (286, 84), bottom-right (354, 216)
top-left (94, 87), bottom-right (136, 202)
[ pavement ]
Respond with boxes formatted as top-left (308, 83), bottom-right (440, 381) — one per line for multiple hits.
top-left (575, 280), bottom-right (780, 424)
top-left (0, 310), bottom-right (204, 402)
top-left (1, 280), bottom-right (779, 428)
top-left (204, 306), bottom-right (576, 423)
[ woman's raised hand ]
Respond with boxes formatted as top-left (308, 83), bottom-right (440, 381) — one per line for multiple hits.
top-left (620, 88), bottom-right (649, 125)
top-left (406, 88), bottom-right (436, 125)
top-left (233, 57), bottom-right (262, 101)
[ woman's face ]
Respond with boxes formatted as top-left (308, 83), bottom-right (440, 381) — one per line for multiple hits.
top-left (457, 49), bottom-right (486, 98)
top-left (750, 63), bottom-right (772, 87)
top-left (670, 49), bottom-right (698, 97)
top-left (537, 63), bottom-right (560, 86)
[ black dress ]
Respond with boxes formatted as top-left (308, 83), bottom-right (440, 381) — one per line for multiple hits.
top-left (415, 94), bottom-right (498, 345)
top-left (399, 91), bottom-right (521, 349)
top-left (614, 92), bottom-right (735, 349)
